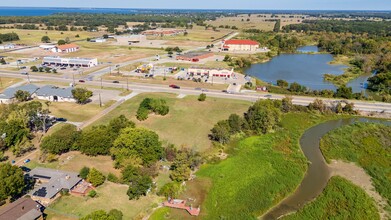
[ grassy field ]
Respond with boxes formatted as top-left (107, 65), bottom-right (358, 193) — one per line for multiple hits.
top-left (283, 176), bottom-right (380, 220)
top-left (0, 29), bottom-right (103, 45)
top-left (205, 14), bottom-right (303, 31)
top-left (24, 151), bottom-right (121, 176)
top-left (48, 182), bottom-right (161, 219)
top-left (149, 207), bottom-right (171, 220)
top-left (0, 77), bottom-right (22, 92)
top-left (163, 113), bottom-right (342, 219)
top-left (147, 25), bottom-right (232, 42)
top-left (320, 122), bottom-right (391, 207)
top-left (91, 93), bottom-right (251, 152)
top-left (43, 101), bottom-right (106, 122)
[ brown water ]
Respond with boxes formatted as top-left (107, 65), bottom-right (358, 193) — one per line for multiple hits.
top-left (262, 118), bottom-right (391, 220)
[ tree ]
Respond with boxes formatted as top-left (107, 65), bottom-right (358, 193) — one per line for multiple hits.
top-left (273, 19), bottom-right (281, 32)
top-left (244, 100), bottom-right (282, 134)
top-left (88, 190), bottom-right (97, 198)
top-left (30, 66), bottom-right (38, 72)
top-left (112, 128), bottom-right (163, 166)
top-left (72, 88), bottom-right (93, 104)
top-left (158, 182), bottom-right (181, 198)
top-left (79, 167), bottom-right (90, 179)
top-left (40, 124), bottom-right (79, 154)
top-left (126, 174), bottom-right (152, 200)
top-left (57, 39), bottom-right (66, 45)
top-left (227, 114), bottom-right (245, 134)
top-left (170, 164), bottom-right (191, 182)
top-left (0, 163), bottom-right (25, 202)
top-left (41, 35), bottom-right (50, 43)
top-left (289, 82), bottom-right (306, 93)
top-left (14, 90), bottom-right (31, 102)
top-left (0, 58), bottom-right (6, 65)
top-left (87, 168), bottom-right (105, 187)
top-left (277, 79), bottom-right (289, 88)
top-left (309, 99), bottom-right (327, 113)
top-left (107, 115), bottom-right (135, 134)
top-left (79, 125), bottom-right (114, 156)
top-left (81, 210), bottom-right (116, 220)
top-left (209, 120), bottom-right (231, 144)
top-left (108, 209), bottom-right (123, 220)
top-left (121, 165), bottom-right (141, 184)
top-left (335, 85), bottom-right (353, 99)
top-left (281, 96), bottom-right (293, 112)
top-left (198, 93), bottom-right (206, 101)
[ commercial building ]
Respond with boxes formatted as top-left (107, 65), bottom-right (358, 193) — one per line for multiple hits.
top-left (0, 44), bottom-right (15, 50)
top-left (0, 197), bottom-right (44, 220)
top-left (188, 67), bottom-right (234, 78)
top-left (0, 84), bottom-right (39, 104)
top-left (176, 51), bottom-right (214, 62)
top-left (51, 44), bottom-right (79, 53)
top-left (35, 85), bottom-right (75, 102)
top-left (28, 167), bottom-right (82, 206)
top-left (39, 44), bottom-right (56, 51)
top-left (43, 56), bottom-right (98, 68)
top-left (222, 39), bottom-right (259, 51)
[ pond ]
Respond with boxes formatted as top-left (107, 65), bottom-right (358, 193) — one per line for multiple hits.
top-left (244, 46), bottom-right (367, 92)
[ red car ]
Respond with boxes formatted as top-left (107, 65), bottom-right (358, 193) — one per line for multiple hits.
top-left (78, 80), bottom-right (85, 83)
top-left (169, 84), bottom-right (180, 89)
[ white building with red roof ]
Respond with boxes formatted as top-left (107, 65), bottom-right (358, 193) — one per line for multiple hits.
top-left (51, 43), bottom-right (79, 53)
top-left (222, 39), bottom-right (260, 52)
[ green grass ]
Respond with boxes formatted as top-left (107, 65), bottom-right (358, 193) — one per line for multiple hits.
top-left (320, 122), bottom-right (391, 206)
top-left (48, 182), bottom-right (160, 219)
top-left (90, 93), bottom-right (252, 152)
top-left (149, 207), bottom-right (171, 220)
top-left (284, 176), bottom-right (380, 220)
top-left (180, 112), bottom-right (343, 219)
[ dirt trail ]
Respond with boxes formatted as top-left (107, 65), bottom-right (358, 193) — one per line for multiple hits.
top-left (329, 160), bottom-right (390, 220)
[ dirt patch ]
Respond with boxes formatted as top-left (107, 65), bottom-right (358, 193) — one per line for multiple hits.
top-left (329, 160), bottom-right (390, 220)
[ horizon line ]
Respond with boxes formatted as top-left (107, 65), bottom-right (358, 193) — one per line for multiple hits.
top-left (0, 6), bottom-right (390, 12)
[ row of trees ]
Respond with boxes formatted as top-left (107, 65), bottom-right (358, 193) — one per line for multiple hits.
top-left (0, 32), bottom-right (19, 43)
top-left (210, 97), bottom-right (357, 144)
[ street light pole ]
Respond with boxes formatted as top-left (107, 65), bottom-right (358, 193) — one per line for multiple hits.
top-left (27, 74), bottom-right (31, 83)
top-left (126, 78), bottom-right (129, 91)
top-left (72, 72), bottom-right (75, 85)
top-left (101, 77), bottom-right (103, 89)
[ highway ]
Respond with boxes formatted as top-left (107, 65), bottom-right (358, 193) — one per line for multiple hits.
top-left (2, 70), bottom-right (391, 113)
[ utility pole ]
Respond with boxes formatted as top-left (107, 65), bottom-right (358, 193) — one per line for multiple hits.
top-left (101, 77), bottom-right (103, 89)
top-left (27, 73), bottom-right (31, 83)
top-left (126, 78), bottom-right (129, 91)
top-left (99, 93), bottom-right (102, 107)
top-left (72, 72), bottom-right (75, 85)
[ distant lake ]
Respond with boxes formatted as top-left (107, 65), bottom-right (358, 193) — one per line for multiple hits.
top-left (245, 53), bottom-right (348, 91)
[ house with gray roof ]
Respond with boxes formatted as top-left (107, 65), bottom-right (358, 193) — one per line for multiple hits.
top-left (28, 167), bottom-right (82, 205)
top-left (0, 84), bottom-right (39, 104)
top-left (0, 197), bottom-right (43, 220)
top-left (35, 85), bottom-right (75, 102)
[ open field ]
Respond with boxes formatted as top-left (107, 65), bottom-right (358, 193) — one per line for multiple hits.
top-left (147, 25), bottom-right (232, 43)
top-left (42, 101), bottom-right (108, 122)
top-left (48, 182), bottom-right (161, 219)
top-left (90, 93), bottom-right (251, 152)
top-left (163, 113), bottom-right (343, 219)
top-left (0, 77), bottom-right (22, 92)
top-left (24, 151), bottom-right (121, 176)
top-left (206, 14), bottom-right (303, 31)
top-left (283, 176), bottom-right (379, 220)
top-left (320, 122), bottom-right (391, 208)
top-left (0, 29), bottom-right (103, 45)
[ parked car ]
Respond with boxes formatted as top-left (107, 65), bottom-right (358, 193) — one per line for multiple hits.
top-left (112, 80), bottom-right (120, 83)
top-left (78, 80), bottom-right (85, 83)
top-left (20, 66), bottom-right (27, 69)
top-left (60, 67), bottom-right (66, 70)
top-left (264, 94), bottom-right (272, 98)
top-left (20, 72), bottom-right (28, 75)
top-left (24, 159), bottom-right (30, 163)
top-left (195, 87), bottom-right (202, 90)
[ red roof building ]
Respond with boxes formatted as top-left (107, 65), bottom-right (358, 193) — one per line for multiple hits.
top-left (222, 39), bottom-right (259, 52)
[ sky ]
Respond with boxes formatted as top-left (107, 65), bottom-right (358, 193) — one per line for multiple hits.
top-left (0, 0), bottom-right (391, 10)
